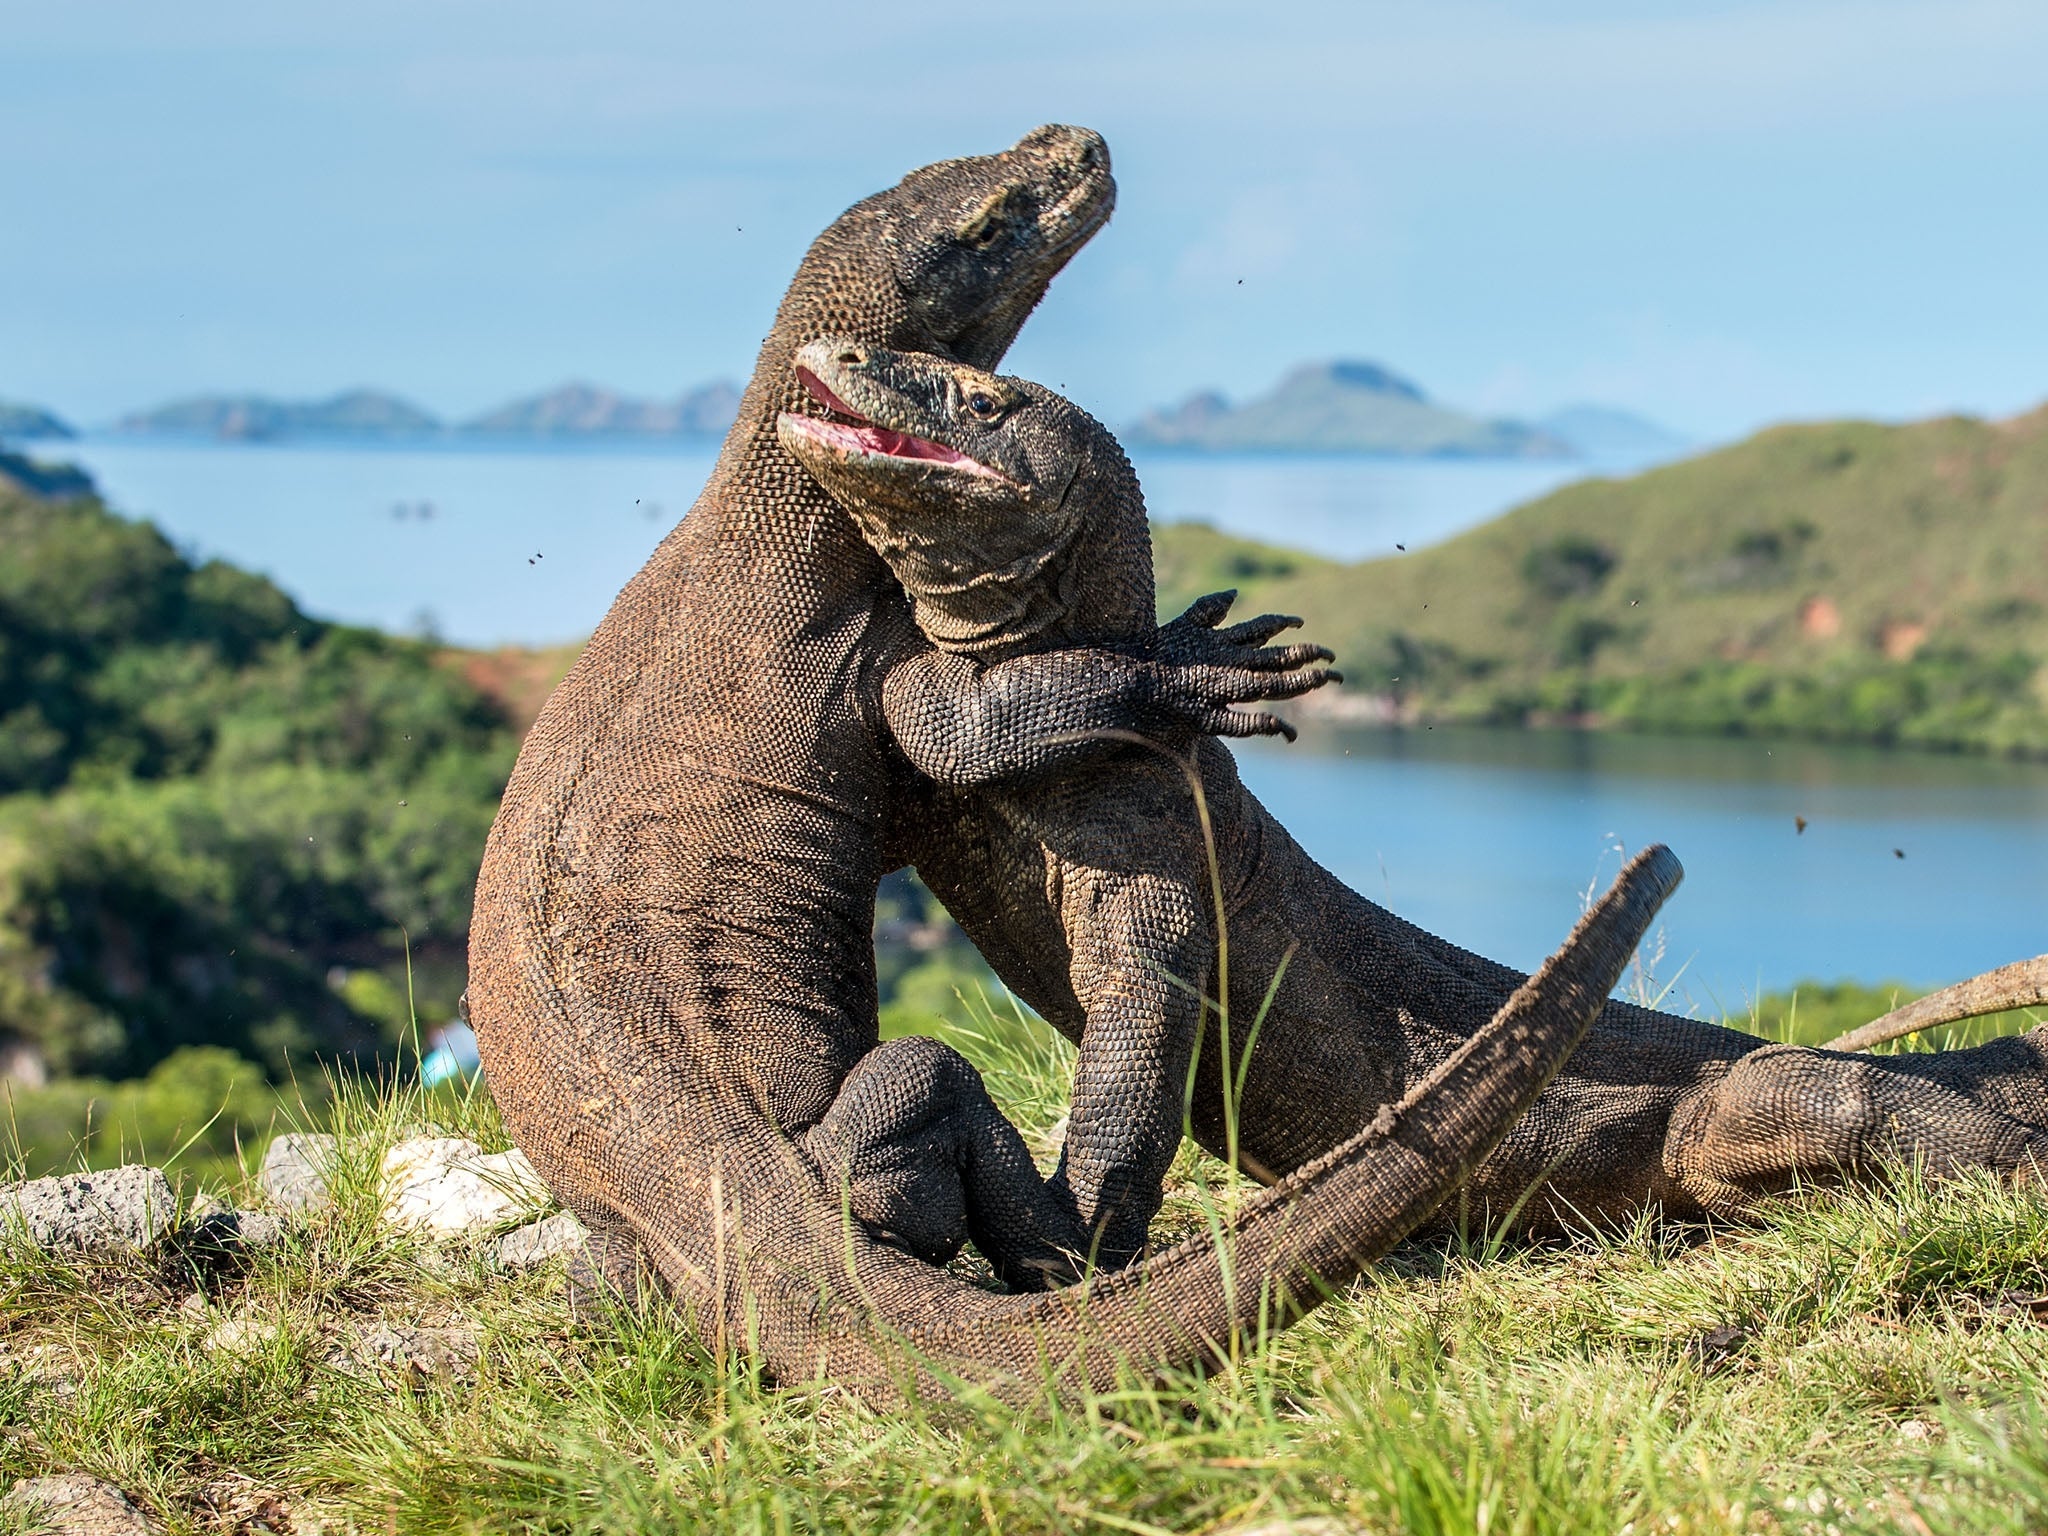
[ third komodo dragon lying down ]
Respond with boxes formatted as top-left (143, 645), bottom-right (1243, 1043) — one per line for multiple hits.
top-left (470, 124), bottom-right (1682, 1400)
top-left (780, 340), bottom-right (2048, 1264)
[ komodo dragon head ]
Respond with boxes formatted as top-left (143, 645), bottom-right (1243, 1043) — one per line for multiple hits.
top-left (777, 339), bottom-right (1145, 653)
top-left (772, 125), bottom-right (1114, 379)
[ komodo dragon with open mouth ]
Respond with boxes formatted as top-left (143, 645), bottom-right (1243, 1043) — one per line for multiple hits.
top-left (467, 126), bottom-right (1689, 1399)
top-left (779, 340), bottom-right (2048, 1263)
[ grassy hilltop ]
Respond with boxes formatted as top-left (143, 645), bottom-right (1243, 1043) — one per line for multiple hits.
top-left (1156, 405), bottom-right (2048, 755)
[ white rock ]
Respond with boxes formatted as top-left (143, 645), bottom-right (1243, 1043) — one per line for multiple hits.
top-left (0, 1166), bottom-right (176, 1254)
top-left (258, 1133), bottom-right (339, 1211)
top-left (2, 1473), bottom-right (156, 1535)
top-left (490, 1210), bottom-right (589, 1271)
top-left (381, 1136), bottom-right (548, 1234)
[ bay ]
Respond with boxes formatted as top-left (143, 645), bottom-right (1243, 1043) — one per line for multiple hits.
top-left (1234, 724), bottom-right (2048, 1005)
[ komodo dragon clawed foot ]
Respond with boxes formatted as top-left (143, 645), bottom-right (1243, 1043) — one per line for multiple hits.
top-left (1147, 590), bottom-right (1339, 743)
top-left (802, 1034), bottom-right (1092, 1288)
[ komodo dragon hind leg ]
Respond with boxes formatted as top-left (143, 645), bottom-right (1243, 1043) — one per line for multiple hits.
top-left (1665, 1039), bottom-right (2048, 1216)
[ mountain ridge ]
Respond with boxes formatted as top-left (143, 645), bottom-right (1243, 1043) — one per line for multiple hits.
top-left (1129, 359), bottom-right (1585, 458)
top-left (461, 380), bottom-right (739, 438)
top-left (119, 390), bottom-right (441, 441)
top-left (116, 381), bottom-right (743, 442)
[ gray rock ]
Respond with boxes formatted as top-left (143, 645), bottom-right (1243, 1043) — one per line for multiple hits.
top-left (0, 1166), bottom-right (176, 1254)
top-left (229, 1208), bottom-right (290, 1248)
top-left (258, 1133), bottom-right (338, 1211)
top-left (332, 1323), bottom-right (479, 1381)
top-left (2, 1473), bottom-right (156, 1535)
top-left (186, 1207), bottom-right (290, 1253)
top-left (490, 1210), bottom-right (588, 1271)
top-left (202, 1311), bottom-right (285, 1357)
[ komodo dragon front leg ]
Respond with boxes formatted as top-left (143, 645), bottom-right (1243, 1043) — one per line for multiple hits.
top-left (782, 339), bottom-right (2048, 1261)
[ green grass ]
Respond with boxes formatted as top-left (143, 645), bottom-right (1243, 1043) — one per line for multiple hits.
top-left (6, 990), bottom-right (2048, 1535)
top-left (1736, 979), bottom-right (2046, 1054)
top-left (1153, 405), bottom-right (2048, 757)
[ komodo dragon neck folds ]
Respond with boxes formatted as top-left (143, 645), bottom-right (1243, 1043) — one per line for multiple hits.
top-left (469, 127), bottom-right (1673, 1401)
top-left (782, 342), bottom-right (2048, 1257)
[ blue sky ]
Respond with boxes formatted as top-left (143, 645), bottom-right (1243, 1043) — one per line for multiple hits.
top-left (5, 1), bottom-right (2045, 440)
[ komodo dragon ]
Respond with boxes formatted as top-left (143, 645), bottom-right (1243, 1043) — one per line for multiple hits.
top-left (467, 126), bottom-right (1686, 1399)
top-left (778, 340), bottom-right (2048, 1263)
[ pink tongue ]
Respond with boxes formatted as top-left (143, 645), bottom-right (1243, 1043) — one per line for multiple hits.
top-left (791, 369), bottom-right (981, 469)
top-left (860, 425), bottom-right (976, 465)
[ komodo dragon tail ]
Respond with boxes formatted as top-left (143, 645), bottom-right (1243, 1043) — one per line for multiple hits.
top-left (1821, 953), bottom-right (2048, 1053)
top-left (613, 845), bottom-right (1683, 1405)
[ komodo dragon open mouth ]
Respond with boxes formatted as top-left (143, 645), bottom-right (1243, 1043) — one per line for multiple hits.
top-left (781, 367), bottom-right (1007, 481)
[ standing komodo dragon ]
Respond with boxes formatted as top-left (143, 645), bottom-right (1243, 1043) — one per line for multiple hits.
top-left (779, 341), bottom-right (2048, 1264)
top-left (467, 125), bottom-right (1682, 1399)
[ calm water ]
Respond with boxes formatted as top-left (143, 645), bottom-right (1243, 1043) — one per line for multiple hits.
top-left (1235, 725), bottom-right (2048, 1004)
top-left (33, 435), bottom-right (2044, 996)
top-left (47, 435), bottom-right (1647, 648)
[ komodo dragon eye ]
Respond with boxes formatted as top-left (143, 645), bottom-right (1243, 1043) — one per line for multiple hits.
top-left (966, 391), bottom-right (1000, 418)
top-left (954, 192), bottom-right (1014, 250)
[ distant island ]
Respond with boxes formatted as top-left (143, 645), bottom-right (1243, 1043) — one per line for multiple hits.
top-left (104, 364), bottom-right (1680, 459)
top-left (0, 401), bottom-right (76, 441)
top-left (1535, 403), bottom-right (1688, 459)
top-left (462, 381), bottom-right (740, 439)
top-left (119, 389), bottom-right (441, 441)
top-left (116, 380), bottom-right (744, 444)
top-left (1128, 360), bottom-right (1678, 460)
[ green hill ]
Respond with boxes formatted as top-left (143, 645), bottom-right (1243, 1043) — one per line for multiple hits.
top-left (0, 448), bottom-right (94, 499)
top-left (0, 470), bottom-right (518, 1082)
top-left (1154, 405), bottom-right (2048, 755)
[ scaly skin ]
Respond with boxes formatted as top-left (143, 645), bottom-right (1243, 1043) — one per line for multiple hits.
top-left (468, 129), bottom-right (1678, 1401)
top-left (783, 343), bottom-right (2048, 1261)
